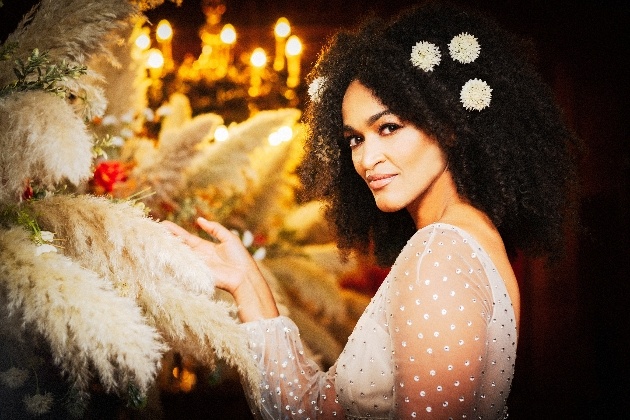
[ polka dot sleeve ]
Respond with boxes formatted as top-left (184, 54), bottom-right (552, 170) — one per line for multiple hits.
top-left (241, 316), bottom-right (343, 419)
top-left (387, 226), bottom-right (496, 418)
top-left (241, 224), bottom-right (516, 419)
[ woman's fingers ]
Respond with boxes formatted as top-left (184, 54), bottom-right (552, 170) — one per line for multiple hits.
top-left (161, 220), bottom-right (211, 250)
top-left (161, 220), bottom-right (189, 237)
top-left (196, 217), bottom-right (236, 243)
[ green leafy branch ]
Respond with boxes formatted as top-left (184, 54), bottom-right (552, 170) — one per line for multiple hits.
top-left (0, 42), bottom-right (18, 62)
top-left (92, 134), bottom-right (116, 159)
top-left (0, 204), bottom-right (46, 244)
top-left (0, 48), bottom-right (87, 98)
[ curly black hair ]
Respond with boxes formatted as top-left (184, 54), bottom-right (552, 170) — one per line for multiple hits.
top-left (298, 1), bottom-right (580, 266)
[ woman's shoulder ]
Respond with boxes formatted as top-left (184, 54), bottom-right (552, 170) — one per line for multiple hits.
top-left (402, 221), bottom-right (520, 328)
top-left (404, 222), bottom-right (486, 257)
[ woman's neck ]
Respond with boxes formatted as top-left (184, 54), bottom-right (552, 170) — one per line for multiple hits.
top-left (408, 169), bottom-right (464, 229)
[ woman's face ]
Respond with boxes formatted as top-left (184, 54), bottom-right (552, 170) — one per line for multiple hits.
top-left (341, 80), bottom-right (448, 214)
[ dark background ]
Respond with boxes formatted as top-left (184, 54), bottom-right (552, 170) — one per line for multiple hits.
top-left (2, 1), bottom-right (628, 419)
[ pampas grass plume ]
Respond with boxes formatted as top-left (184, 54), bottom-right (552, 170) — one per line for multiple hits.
top-left (29, 194), bottom-right (216, 296)
top-left (0, 91), bottom-right (94, 203)
top-left (0, 226), bottom-right (165, 393)
top-left (27, 194), bottom-right (262, 399)
top-left (127, 112), bottom-right (224, 214)
top-left (187, 108), bottom-right (301, 193)
top-left (0, 0), bottom-right (137, 86)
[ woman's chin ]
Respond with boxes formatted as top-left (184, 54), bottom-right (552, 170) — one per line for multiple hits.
top-left (374, 198), bottom-right (404, 213)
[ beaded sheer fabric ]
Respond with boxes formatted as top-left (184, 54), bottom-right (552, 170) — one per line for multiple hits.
top-left (242, 223), bottom-right (517, 419)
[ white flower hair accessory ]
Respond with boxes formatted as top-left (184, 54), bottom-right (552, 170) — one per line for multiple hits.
top-left (308, 76), bottom-right (327, 103)
top-left (460, 78), bottom-right (492, 111)
top-left (449, 33), bottom-right (481, 64)
top-left (410, 41), bottom-right (441, 72)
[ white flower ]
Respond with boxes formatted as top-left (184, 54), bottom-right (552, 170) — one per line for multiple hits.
top-left (120, 111), bottom-right (134, 124)
top-left (35, 244), bottom-right (58, 256)
top-left (448, 32), bottom-right (481, 64)
top-left (308, 76), bottom-right (327, 103)
top-left (410, 41), bottom-right (441, 72)
top-left (0, 367), bottom-right (29, 389)
top-left (120, 127), bottom-right (134, 138)
top-left (449, 33), bottom-right (481, 64)
top-left (110, 135), bottom-right (125, 147)
top-left (23, 392), bottom-right (54, 416)
top-left (252, 247), bottom-right (266, 261)
top-left (39, 231), bottom-right (55, 242)
top-left (460, 79), bottom-right (492, 111)
top-left (241, 230), bottom-right (254, 248)
top-left (101, 115), bottom-right (118, 126)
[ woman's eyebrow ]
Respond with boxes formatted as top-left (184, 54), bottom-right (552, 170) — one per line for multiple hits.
top-left (343, 109), bottom-right (393, 132)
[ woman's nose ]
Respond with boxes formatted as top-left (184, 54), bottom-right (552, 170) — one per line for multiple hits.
top-left (356, 136), bottom-right (384, 171)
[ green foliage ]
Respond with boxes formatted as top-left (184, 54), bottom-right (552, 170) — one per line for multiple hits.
top-left (126, 383), bottom-right (147, 409)
top-left (0, 204), bottom-right (44, 243)
top-left (92, 134), bottom-right (116, 159)
top-left (0, 42), bottom-right (18, 61)
top-left (0, 48), bottom-right (87, 98)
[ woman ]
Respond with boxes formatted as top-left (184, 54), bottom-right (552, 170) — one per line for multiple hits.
top-left (164, 2), bottom-right (579, 418)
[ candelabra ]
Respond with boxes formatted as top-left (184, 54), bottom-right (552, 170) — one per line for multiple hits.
top-left (136, 0), bottom-right (305, 123)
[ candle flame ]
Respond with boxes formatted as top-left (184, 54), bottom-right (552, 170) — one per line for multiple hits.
top-left (135, 29), bottom-right (151, 51)
top-left (285, 35), bottom-right (302, 56)
top-left (220, 24), bottom-right (237, 44)
top-left (250, 48), bottom-right (267, 68)
top-left (274, 17), bottom-right (290, 38)
top-left (147, 49), bottom-right (164, 69)
top-left (156, 19), bottom-right (173, 42)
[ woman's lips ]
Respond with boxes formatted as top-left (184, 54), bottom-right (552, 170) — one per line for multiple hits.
top-left (366, 174), bottom-right (396, 189)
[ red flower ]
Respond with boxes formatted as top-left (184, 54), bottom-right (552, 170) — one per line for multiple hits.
top-left (92, 161), bottom-right (128, 193)
top-left (22, 183), bottom-right (33, 200)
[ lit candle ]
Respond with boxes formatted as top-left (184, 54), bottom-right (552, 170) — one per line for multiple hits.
top-left (249, 47), bottom-right (267, 97)
top-left (132, 26), bottom-right (151, 61)
top-left (156, 19), bottom-right (174, 72)
top-left (146, 48), bottom-right (164, 103)
top-left (146, 48), bottom-right (165, 79)
top-left (285, 35), bottom-right (302, 88)
top-left (274, 17), bottom-right (290, 72)
top-left (218, 23), bottom-right (236, 77)
top-left (134, 27), bottom-right (151, 51)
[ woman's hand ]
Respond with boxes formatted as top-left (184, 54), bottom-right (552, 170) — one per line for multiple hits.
top-left (162, 217), bottom-right (279, 322)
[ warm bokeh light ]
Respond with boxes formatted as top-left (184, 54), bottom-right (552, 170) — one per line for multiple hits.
top-left (268, 125), bottom-right (293, 146)
top-left (220, 24), bottom-right (236, 44)
top-left (214, 125), bottom-right (229, 142)
top-left (285, 35), bottom-right (302, 56)
top-left (274, 17), bottom-right (291, 38)
top-left (146, 48), bottom-right (164, 69)
top-left (134, 31), bottom-right (151, 51)
top-left (156, 19), bottom-right (173, 42)
top-left (250, 48), bottom-right (267, 68)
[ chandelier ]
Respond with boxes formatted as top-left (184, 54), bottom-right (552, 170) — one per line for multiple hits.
top-left (133, 0), bottom-right (305, 123)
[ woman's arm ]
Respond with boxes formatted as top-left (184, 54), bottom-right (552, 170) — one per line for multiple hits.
top-left (162, 218), bottom-right (343, 418)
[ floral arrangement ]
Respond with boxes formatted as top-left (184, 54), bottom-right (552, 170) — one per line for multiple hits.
top-left (410, 32), bottom-right (492, 111)
top-left (0, 0), bottom-right (265, 417)
top-left (0, 0), bottom-right (375, 417)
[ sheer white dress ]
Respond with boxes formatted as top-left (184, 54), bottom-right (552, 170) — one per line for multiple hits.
top-left (242, 223), bottom-right (518, 419)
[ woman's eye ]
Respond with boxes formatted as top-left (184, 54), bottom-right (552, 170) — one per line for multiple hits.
top-left (381, 123), bottom-right (401, 135)
top-left (346, 135), bottom-right (362, 148)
